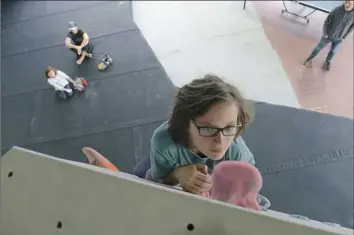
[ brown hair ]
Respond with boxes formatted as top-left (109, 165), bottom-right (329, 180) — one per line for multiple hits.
top-left (168, 74), bottom-right (254, 147)
top-left (45, 65), bottom-right (57, 78)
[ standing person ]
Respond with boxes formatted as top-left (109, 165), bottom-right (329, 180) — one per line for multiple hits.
top-left (65, 22), bottom-right (94, 65)
top-left (303, 0), bottom-right (354, 71)
top-left (45, 66), bottom-right (83, 100)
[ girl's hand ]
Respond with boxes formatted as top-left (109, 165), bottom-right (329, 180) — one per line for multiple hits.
top-left (174, 164), bottom-right (212, 195)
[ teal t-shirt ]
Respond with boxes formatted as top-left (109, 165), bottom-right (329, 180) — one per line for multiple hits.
top-left (150, 121), bottom-right (255, 181)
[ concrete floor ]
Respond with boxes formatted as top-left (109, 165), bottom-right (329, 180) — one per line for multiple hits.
top-left (132, 1), bottom-right (353, 118)
top-left (253, 1), bottom-right (353, 119)
top-left (132, 1), bottom-right (300, 108)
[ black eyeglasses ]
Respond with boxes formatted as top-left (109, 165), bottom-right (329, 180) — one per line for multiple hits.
top-left (192, 119), bottom-right (241, 137)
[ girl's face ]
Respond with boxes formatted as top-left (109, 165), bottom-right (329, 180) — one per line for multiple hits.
top-left (47, 70), bottom-right (56, 78)
top-left (188, 101), bottom-right (239, 160)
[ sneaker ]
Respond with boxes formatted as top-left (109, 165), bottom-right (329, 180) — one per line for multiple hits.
top-left (257, 194), bottom-right (271, 210)
top-left (76, 77), bottom-right (88, 86)
top-left (322, 61), bottom-right (331, 71)
top-left (303, 59), bottom-right (312, 67)
top-left (81, 78), bottom-right (88, 86)
top-left (74, 77), bottom-right (82, 84)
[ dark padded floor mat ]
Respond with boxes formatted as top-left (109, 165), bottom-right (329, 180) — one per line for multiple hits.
top-left (26, 127), bottom-right (136, 174)
top-left (1, 1), bottom-right (136, 57)
top-left (262, 159), bottom-right (353, 228)
top-left (242, 103), bottom-right (353, 167)
top-left (1, 30), bottom-right (161, 97)
top-left (1, 0), bottom-right (175, 175)
top-left (1, 92), bottom-right (36, 151)
top-left (1, 1), bottom-right (110, 25)
top-left (1, 68), bottom-right (175, 152)
top-left (242, 102), bottom-right (354, 228)
top-left (30, 68), bottom-right (176, 143)
top-left (132, 121), bottom-right (165, 164)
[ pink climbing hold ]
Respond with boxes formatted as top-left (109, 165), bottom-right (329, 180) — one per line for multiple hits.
top-left (210, 161), bottom-right (263, 211)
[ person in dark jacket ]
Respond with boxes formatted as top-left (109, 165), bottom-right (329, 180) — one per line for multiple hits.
top-left (303, 0), bottom-right (353, 71)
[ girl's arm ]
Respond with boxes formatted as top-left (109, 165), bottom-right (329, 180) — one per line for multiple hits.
top-left (343, 23), bottom-right (353, 40)
top-left (79, 32), bottom-right (89, 48)
top-left (57, 70), bottom-right (77, 84)
top-left (47, 79), bottom-right (66, 91)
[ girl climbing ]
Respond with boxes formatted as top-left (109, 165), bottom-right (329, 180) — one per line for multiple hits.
top-left (81, 147), bottom-right (267, 211)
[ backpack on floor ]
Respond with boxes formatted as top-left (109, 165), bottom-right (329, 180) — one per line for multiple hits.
top-left (74, 77), bottom-right (88, 92)
top-left (97, 54), bottom-right (113, 72)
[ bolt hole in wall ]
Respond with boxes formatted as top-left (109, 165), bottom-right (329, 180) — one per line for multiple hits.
top-left (187, 223), bottom-right (195, 231)
top-left (57, 221), bottom-right (62, 229)
top-left (6, 164), bottom-right (189, 233)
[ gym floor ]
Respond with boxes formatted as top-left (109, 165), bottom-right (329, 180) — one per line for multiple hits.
top-left (1, 1), bottom-right (176, 172)
top-left (253, 1), bottom-right (353, 119)
top-left (133, 1), bottom-right (353, 118)
top-left (1, 0), bottom-right (353, 229)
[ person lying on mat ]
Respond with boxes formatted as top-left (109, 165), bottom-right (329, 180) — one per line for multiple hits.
top-left (145, 74), bottom-right (256, 196)
top-left (83, 74), bottom-right (255, 196)
top-left (45, 65), bottom-right (85, 100)
top-left (65, 21), bottom-right (93, 65)
top-left (81, 147), bottom-right (270, 211)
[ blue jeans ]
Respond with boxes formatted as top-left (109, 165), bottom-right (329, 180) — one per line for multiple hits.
top-left (56, 84), bottom-right (74, 100)
top-left (306, 36), bottom-right (342, 63)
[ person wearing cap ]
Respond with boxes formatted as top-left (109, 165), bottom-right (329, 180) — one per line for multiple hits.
top-left (65, 22), bottom-right (93, 65)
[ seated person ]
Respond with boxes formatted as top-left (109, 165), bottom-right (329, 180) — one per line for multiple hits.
top-left (65, 22), bottom-right (93, 65)
top-left (45, 65), bottom-right (82, 100)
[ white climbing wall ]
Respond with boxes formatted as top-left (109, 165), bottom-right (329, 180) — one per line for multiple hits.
top-left (1, 147), bottom-right (352, 235)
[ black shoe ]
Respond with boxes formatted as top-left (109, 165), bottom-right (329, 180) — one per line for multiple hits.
top-left (303, 59), bottom-right (312, 67)
top-left (322, 61), bottom-right (331, 71)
